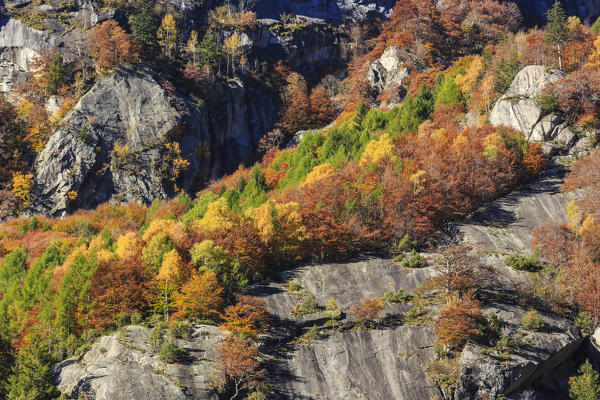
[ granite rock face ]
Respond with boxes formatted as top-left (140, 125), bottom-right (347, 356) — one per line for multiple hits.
top-left (367, 46), bottom-right (410, 96)
top-left (252, 0), bottom-right (395, 22)
top-left (30, 67), bottom-right (277, 216)
top-left (54, 325), bottom-right (221, 400)
top-left (489, 65), bottom-right (598, 157)
top-left (30, 66), bottom-right (180, 216)
top-left (0, 18), bottom-right (59, 92)
top-left (489, 66), bottom-right (564, 142)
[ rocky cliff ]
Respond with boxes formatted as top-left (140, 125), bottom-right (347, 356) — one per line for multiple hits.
top-left (30, 66), bottom-right (276, 216)
top-left (55, 325), bottom-right (222, 400)
top-left (251, 0), bottom-right (394, 22)
top-left (0, 17), bottom-right (58, 92)
top-left (489, 65), bottom-right (597, 157)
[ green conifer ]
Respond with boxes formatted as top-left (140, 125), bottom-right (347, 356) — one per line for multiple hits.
top-left (46, 52), bottom-right (65, 95)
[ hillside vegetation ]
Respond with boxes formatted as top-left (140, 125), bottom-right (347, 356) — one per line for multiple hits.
top-left (2, 0), bottom-right (600, 399)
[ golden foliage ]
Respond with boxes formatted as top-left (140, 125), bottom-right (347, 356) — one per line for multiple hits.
top-left (11, 172), bottom-right (34, 208)
top-left (360, 133), bottom-right (396, 166)
top-left (192, 197), bottom-right (233, 232)
top-left (115, 231), bottom-right (141, 260)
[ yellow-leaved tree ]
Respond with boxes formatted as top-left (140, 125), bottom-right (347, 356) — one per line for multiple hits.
top-left (192, 197), bottom-right (233, 232)
top-left (11, 172), bottom-right (34, 209)
top-left (173, 270), bottom-right (224, 321)
top-left (158, 249), bottom-right (182, 321)
top-left (223, 32), bottom-right (245, 77)
top-left (157, 13), bottom-right (177, 59)
top-left (115, 232), bottom-right (142, 260)
top-left (186, 30), bottom-right (200, 64)
top-left (360, 133), bottom-right (396, 166)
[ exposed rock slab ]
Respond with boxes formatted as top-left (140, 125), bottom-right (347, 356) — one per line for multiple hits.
top-left (0, 18), bottom-right (59, 92)
top-left (449, 166), bottom-right (568, 254)
top-left (30, 66), bottom-right (180, 216)
top-left (367, 46), bottom-right (409, 96)
top-left (272, 326), bottom-right (440, 400)
top-left (489, 66), bottom-right (564, 142)
top-left (252, 0), bottom-right (395, 22)
top-left (55, 325), bottom-right (221, 400)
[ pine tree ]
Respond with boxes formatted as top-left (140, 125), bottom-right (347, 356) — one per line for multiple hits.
top-left (414, 84), bottom-right (434, 122)
top-left (0, 324), bottom-right (13, 399)
top-left (7, 334), bottom-right (59, 400)
top-left (157, 13), bottom-right (177, 59)
top-left (129, 0), bottom-right (159, 59)
top-left (545, 1), bottom-right (569, 71)
top-left (569, 359), bottom-right (600, 400)
top-left (199, 29), bottom-right (219, 70)
top-left (46, 52), bottom-right (65, 95)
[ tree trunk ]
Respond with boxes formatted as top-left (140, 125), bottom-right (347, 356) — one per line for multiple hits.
top-left (557, 42), bottom-right (563, 71)
top-left (164, 278), bottom-right (169, 322)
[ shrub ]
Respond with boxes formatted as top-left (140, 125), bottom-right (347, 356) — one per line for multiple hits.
top-left (130, 311), bottom-right (142, 325)
top-left (394, 250), bottom-right (425, 268)
top-left (504, 253), bottom-right (539, 271)
top-left (383, 288), bottom-right (411, 303)
top-left (433, 342), bottom-right (449, 359)
top-left (391, 233), bottom-right (418, 254)
top-left (349, 297), bottom-right (385, 326)
top-left (521, 310), bottom-right (543, 331)
top-left (291, 293), bottom-right (319, 315)
top-left (424, 357), bottom-right (460, 398)
top-left (169, 320), bottom-right (190, 340)
top-left (150, 322), bottom-right (167, 352)
top-left (158, 342), bottom-right (187, 363)
top-left (324, 298), bottom-right (342, 323)
top-left (294, 325), bottom-right (320, 345)
top-left (575, 312), bottom-right (594, 336)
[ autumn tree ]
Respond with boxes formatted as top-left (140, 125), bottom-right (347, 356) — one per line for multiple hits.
top-left (186, 30), bottom-right (200, 64)
top-left (214, 336), bottom-right (264, 400)
top-left (220, 295), bottom-right (269, 339)
top-left (11, 172), bottom-right (34, 210)
top-left (190, 239), bottom-right (248, 299)
top-left (157, 14), bottom-right (177, 59)
top-left (425, 243), bottom-right (488, 298)
top-left (223, 33), bottom-right (245, 77)
top-left (545, 1), bottom-right (569, 71)
top-left (309, 86), bottom-right (336, 126)
top-left (531, 222), bottom-right (574, 267)
top-left (563, 149), bottom-right (600, 217)
top-left (173, 270), bottom-right (224, 321)
top-left (90, 20), bottom-right (139, 71)
top-left (158, 250), bottom-right (182, 321)
top-left (435, 293), bottom-right (486, 349)
top-left (89, 254), bottom-right (151, 330)
top-left (349, 297), bottom-right (384, 327)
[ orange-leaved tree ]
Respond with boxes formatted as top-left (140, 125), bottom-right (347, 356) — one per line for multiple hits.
top-left (173, 270), bottom-right (224, 321)
top-left (219, 295), bottom-right (269, 339)
top-left (435, 293), bottom-right (486, 349)
top-left (90, 20), bottom-right (140, 71)
top-left (349, 296), bottom-right (384, 326)
top-left (214, 336), bottom-right (264, 400)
